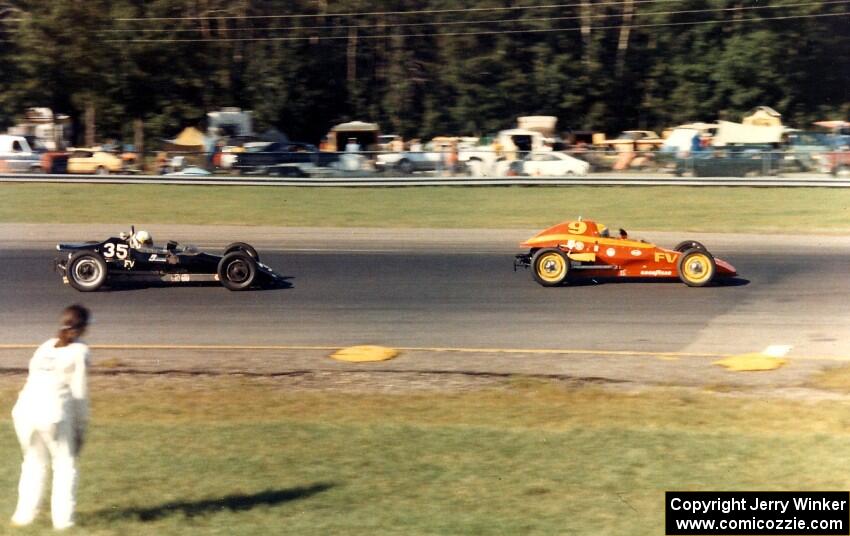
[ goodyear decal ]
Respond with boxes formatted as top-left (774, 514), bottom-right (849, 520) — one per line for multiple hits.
top-left (640, 269), bottom-right (673, 276)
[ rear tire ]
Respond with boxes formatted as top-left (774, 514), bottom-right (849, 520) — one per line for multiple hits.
top-left (223, 242), bottom-right (259, 261)
top-left (531, 248), bottom-right (569, 287)
top-left (677, 248), bottom-right (716, 287)
top-left (95, 166), bottom-right (109, 176)
top-left (218, 251), bottom-right (257, 291)
top-left (67, 251), bottom-right (108, 291)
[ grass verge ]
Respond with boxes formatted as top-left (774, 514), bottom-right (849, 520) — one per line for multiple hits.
top-left (1, 184), bottom-right (849, 232)
top-left (808, 365), bottom-right (850, 393)
top-left (1, 375), bottom-right (849, 535)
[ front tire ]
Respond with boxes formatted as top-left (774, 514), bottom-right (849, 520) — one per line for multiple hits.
top-left (674, 240), bottom-right (707, 253)
top-left (217, 251), bottom-right (257, 291)
top-left (223, 242), bottom-right (259, 261)
top-left (532, 248), bottom-right (569, 287)
top-left (67, 251), bottom-right (108, 291)
top-left (678, 248), bottom-right (716, 287)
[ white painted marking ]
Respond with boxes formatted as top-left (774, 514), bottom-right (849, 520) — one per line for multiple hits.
top-left (763, 345), bottom-right (792, 358)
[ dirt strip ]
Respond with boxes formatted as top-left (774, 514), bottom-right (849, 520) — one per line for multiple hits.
top-left (0, 348), bottom-right (845, 398)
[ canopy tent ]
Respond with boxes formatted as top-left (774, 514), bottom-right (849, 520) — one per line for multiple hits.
top-left (329, 121), bottom-right (380, 133)
top-left (163, 127), bottom-right (212, 152)
top-left (742, 106), bottom-right (782, 127)
top-left (324, 121), bottom-right (381, 151)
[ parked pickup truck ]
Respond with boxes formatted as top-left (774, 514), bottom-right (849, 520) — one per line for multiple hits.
top-left (0, 135), bottom-right (45, 173)
top-left (231, 141), bottom-right (340, 176)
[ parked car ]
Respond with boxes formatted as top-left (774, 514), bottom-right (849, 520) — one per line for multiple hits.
top-left (0, 134), bottom-right (45, 173)
top-left (67, 148), bottom-right (124, 175)
top-left (677, 144), bottom-right (782, 177)
top-left (520, 151), bottom-right (591, 176)
top-left (375, 144), bottom-right (445, 174)
top-left (784, 131), bottom-right (834, 171)
top-left (816, 135), bottom-right (850, 176)
top-left (232, 141), bottom-right (340, 176)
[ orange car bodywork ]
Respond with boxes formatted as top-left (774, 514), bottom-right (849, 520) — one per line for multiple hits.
top-left (517, 219), bottom-right (737, 281)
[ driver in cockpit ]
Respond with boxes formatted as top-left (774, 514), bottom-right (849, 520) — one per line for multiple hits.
top-left (129, 230), bottom-right (154, 250)
top-left (598, 224), bottom-right (629, 240)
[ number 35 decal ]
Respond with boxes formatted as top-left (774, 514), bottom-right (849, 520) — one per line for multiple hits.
top-left (102, 242), bottom-right (129, 260)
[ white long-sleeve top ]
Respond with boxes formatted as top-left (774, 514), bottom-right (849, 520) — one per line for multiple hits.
top-left (13, 338), bottom-right (89, 429)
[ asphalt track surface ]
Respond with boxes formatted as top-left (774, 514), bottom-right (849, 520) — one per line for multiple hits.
top-left (1, 226), bottom-right (849, 366)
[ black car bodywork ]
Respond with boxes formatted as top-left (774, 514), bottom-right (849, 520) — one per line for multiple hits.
top-left (675, 144), bottom-right (782, 177)
top-left (54, 231), bottom-right (284, 291)
top-left (232, 141), bottom-right (340, 176)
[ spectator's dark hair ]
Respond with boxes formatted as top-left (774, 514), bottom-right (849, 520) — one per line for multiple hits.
top-left (58, 304), bottom-right (89, 346)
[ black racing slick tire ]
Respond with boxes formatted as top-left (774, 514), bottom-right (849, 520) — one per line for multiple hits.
top-left (674, 240), bottom-right (707, 253)
top-left (223, 242), bottom-right (259, 261)
top-left (531, 248), bottom-right (569, 287)
top-left (66, 251), bottom-right (108, 292)
top-left (677, 248), bottom-right (716, 287)
top-left (218, 251), bottom-right (258, 291)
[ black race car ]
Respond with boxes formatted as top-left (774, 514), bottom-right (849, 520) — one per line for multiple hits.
top-left (54, 228), bottom-right (284, 291)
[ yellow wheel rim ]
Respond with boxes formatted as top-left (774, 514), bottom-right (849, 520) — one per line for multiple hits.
top-left (536, 252), bottom-right (566, 283)
top-left (682, 253), bottom-right (712, 284)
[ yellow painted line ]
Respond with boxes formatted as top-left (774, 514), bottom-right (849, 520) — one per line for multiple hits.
top-left (0, 344), bottom-right (847, 362)
top-left (394, 346), bottom-right (724, 358)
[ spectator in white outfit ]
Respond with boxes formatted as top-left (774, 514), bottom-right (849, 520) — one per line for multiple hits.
top-left (10, 304), bottom-right (90, 530)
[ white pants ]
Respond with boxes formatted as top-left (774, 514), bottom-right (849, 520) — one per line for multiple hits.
top-left (11, 415), bottom-right (78, 529)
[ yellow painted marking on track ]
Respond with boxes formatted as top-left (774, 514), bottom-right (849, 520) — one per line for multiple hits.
top-left (713, 345), bottom-right (792, 371)
top-left (330, 345), bottom-right (399, 363)
top-left (714, 353), bottom-right (788, 371)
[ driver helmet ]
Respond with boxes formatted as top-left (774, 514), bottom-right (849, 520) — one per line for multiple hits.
top-left (597, 224), bottom-right (610, 238)
top-left (132, 230), bottom-right (153, 247)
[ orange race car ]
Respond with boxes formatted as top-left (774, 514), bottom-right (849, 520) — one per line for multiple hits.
top-left (514, 218), bottom-right (737, 287)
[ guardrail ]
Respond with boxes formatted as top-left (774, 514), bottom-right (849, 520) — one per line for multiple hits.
top-left (1, 172), bottom-right (848, 187)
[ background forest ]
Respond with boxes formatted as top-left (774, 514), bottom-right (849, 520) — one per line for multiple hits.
top-left (0, 0), bottom-right (847, 145)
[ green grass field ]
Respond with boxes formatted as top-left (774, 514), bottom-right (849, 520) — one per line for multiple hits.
top-left (2, 376), bottom-right (849, 535)
top-left (1, 184), bottom-right (849, 232)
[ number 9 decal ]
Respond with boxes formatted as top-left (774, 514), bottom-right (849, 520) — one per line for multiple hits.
top-left (567, 221), bottom-right (588, 234)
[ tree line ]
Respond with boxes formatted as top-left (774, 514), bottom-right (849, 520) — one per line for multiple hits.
top-left (0, 0), bottom-right (846, 146)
